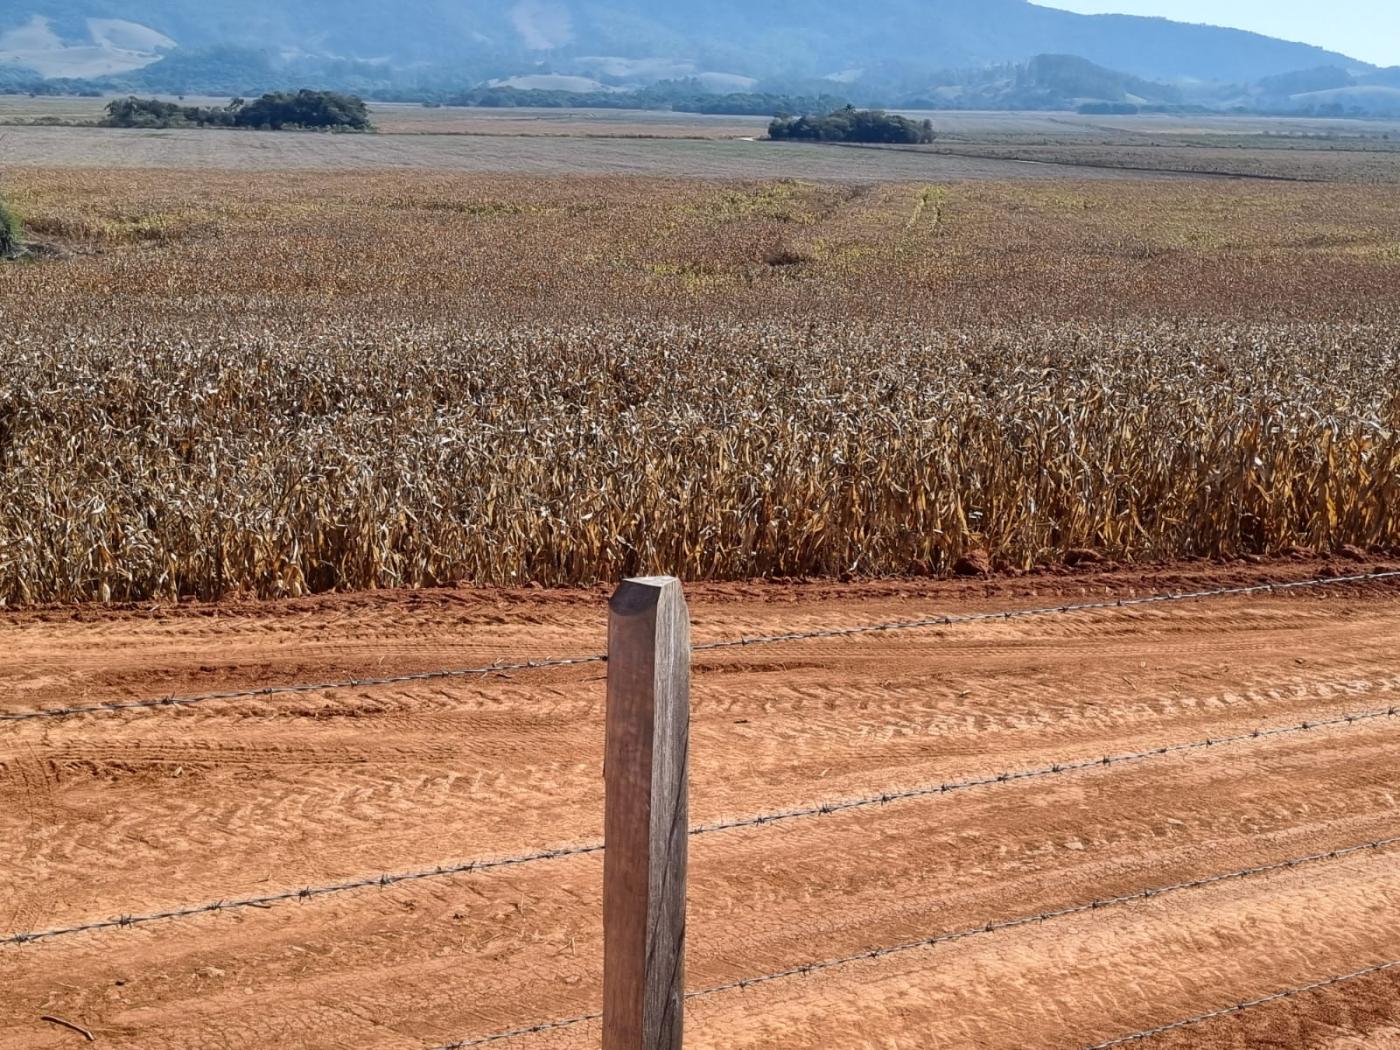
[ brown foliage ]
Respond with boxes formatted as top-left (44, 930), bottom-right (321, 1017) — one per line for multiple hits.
top-left (1, 171), bottom-right (1397, 604)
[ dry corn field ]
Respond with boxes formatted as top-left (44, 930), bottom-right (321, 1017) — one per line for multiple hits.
top-left (1, 169), bottom-right (1398, 605)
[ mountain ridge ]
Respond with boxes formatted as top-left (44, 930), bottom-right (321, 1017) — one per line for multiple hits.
top-left (1, 0), bottom-right (1369, 88)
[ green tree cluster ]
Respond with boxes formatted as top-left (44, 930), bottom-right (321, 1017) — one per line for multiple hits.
top-left (102, 90), bottom-right (372, 130)
top-left (768, 107), bottom-right (935, 144)
top-left (0, 199), bottom-right (21, 259)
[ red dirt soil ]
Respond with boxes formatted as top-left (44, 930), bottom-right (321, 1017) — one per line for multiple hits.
top-left (3, 559), bottom-right (1400, 1050)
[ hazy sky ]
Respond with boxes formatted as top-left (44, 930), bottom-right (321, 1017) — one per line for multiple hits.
top-left (1040, 1), bottom-right (1399, 67)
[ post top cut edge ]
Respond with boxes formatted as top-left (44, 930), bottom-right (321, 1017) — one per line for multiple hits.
top-left (610, 576), bottom-right (684, 614)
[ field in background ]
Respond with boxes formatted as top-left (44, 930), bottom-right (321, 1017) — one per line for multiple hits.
top-left (4, 97), bottom-right (1400, 180)
top-left (1, 170), bottom-right (1397, 604)
top-left (369, 104), bottom-right (769, 139)
top-left (7, 95), bottom-right (1400, 142)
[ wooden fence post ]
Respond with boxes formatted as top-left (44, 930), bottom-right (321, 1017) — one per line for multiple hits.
top-left (605, 576), bottom-right (690, 1050)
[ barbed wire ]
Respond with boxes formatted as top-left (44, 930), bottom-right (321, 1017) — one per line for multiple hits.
top-left (0, 840), bottom-right (604, 948)
top-left (431, 1011), bottom-right (604, 1050)
top-left (687, 702), bottom-right (1400, 839)
top-left (428, 833), bottom-right (1400, 1048)
top-left (683, 834), bottom-right (1400, 1000)
top-left (0, 653), bottom-right (608, 724)
top-left (7, 701), bottom-right (1397, 949)
top-left (3, 569), bottom-right (1395, 726)
top-left (1082, 957), bottom-right (1400, 1048)
top-left (691, 569), bottom-right (1400, 653)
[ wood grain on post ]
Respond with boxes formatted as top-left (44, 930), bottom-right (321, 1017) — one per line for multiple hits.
top-left (605, 576), bottom-right (690, 1050)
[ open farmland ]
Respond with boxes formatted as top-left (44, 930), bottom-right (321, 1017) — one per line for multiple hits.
top-left (2, 111), bottom-right (1400, 1050)
top-left (7, 95), bottom-right (1400, 145)
top-left (0, 123), bottom-right (1187, 180)
top-left (5, 99), bottom-right (1400, 180)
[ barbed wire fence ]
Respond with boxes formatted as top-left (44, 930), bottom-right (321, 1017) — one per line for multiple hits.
top-left (428, 834), bottom-right (1400, 1050)
top-left (0, 652), bottom-right (609, 724)
top-left (1082, 957), bottom-right (1400, 1049)
top-left (8, 699), bottom-right (1398, 950)
top-left (4, 567), bottom-right (1400, 1047)
top-left (4, 568), bottom-right (1395, 726)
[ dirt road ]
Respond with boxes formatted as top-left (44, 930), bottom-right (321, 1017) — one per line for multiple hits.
top-left (3, 560), bottom-right (1400, 1049)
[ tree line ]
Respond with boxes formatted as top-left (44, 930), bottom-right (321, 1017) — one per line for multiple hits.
top-left (102, 90), bottom-right (372, 131)
top-left (440, 81), bottom-right (852, 118)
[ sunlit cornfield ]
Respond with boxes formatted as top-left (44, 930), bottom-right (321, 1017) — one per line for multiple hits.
top-left (3, 321), bottom-right (1396, 604)
top-left (1, 170), bottom-right (1397, 603)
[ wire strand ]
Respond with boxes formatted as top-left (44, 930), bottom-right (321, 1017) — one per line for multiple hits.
top-left (1082, 957), bottom-right (1400, 1048)
top-left (682, 835), bottom-right (1400, 1000)
top-left (4, 570), bottom-right (1395, 725)
top-left (429, 832), bottom-right (1400, 1048)
top-left (7, 701), bottom-right (1396, 949)
top-left (691, 569), bottom-right (1400, 653)
top-left (686, 703), bottom-right (1400, 839)
top-left (430, 1011), bottom-right (605, 1050)
top-left (0, 840), bottom-right (604, 947)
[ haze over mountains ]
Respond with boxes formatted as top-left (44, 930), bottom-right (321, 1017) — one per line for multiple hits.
top-left (3, 0), bottom-right (1395, 114)
top-left (3, 0), bottom-right (1369, 79)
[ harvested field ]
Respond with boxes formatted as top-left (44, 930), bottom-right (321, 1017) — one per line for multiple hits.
top-left (8, 171), bottom-right (1396, 321)
top-left (2, 561), bottom-right (1400, 1048)
top-left (921, 142), bottom-right (1400, 183)
top-left (367, 104), bottom-right (770, 139)
top-left (6, 99), bottom-right (1400, 181)
top-left (0, 123), bottom-right (1178, 179)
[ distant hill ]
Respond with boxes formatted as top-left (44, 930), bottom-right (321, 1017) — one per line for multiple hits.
top-left (1251, 64), bottom-right (1400, 116)
top-left (1272, 85), bottom-right (1400, 117)
top-left (0, 0), bottom-right (1369, 90)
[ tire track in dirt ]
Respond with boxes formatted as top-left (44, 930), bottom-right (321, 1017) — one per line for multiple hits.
top-left (0, 745), bottom-right (58, 937)
top-left (2, 561), bottom-right (1399, 1048)
top-left (1141, 969), bottom-right (1400, 1049)
top-left (4, 654), bottom-right (1397, 928)
top-left (3, 731), bottom-right (1397, 1049)
top-left (680, 851), bottom-right (1400, 1050)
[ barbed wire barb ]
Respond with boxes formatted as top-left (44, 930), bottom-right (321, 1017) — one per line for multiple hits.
top-left (1082, 957), bottom-right (1400, 1048)
top-left (428, 832), bottom-right (1400, 1048)
top-left (6, 700), bottom-right (1398, 949)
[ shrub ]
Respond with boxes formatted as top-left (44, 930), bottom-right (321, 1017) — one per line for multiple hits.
top-left (0, 200), bottom-right (21, 259)
top-left (236, 90), bottom-right (372, 131)
top-left (769, 107), bottom-right (935, 145)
